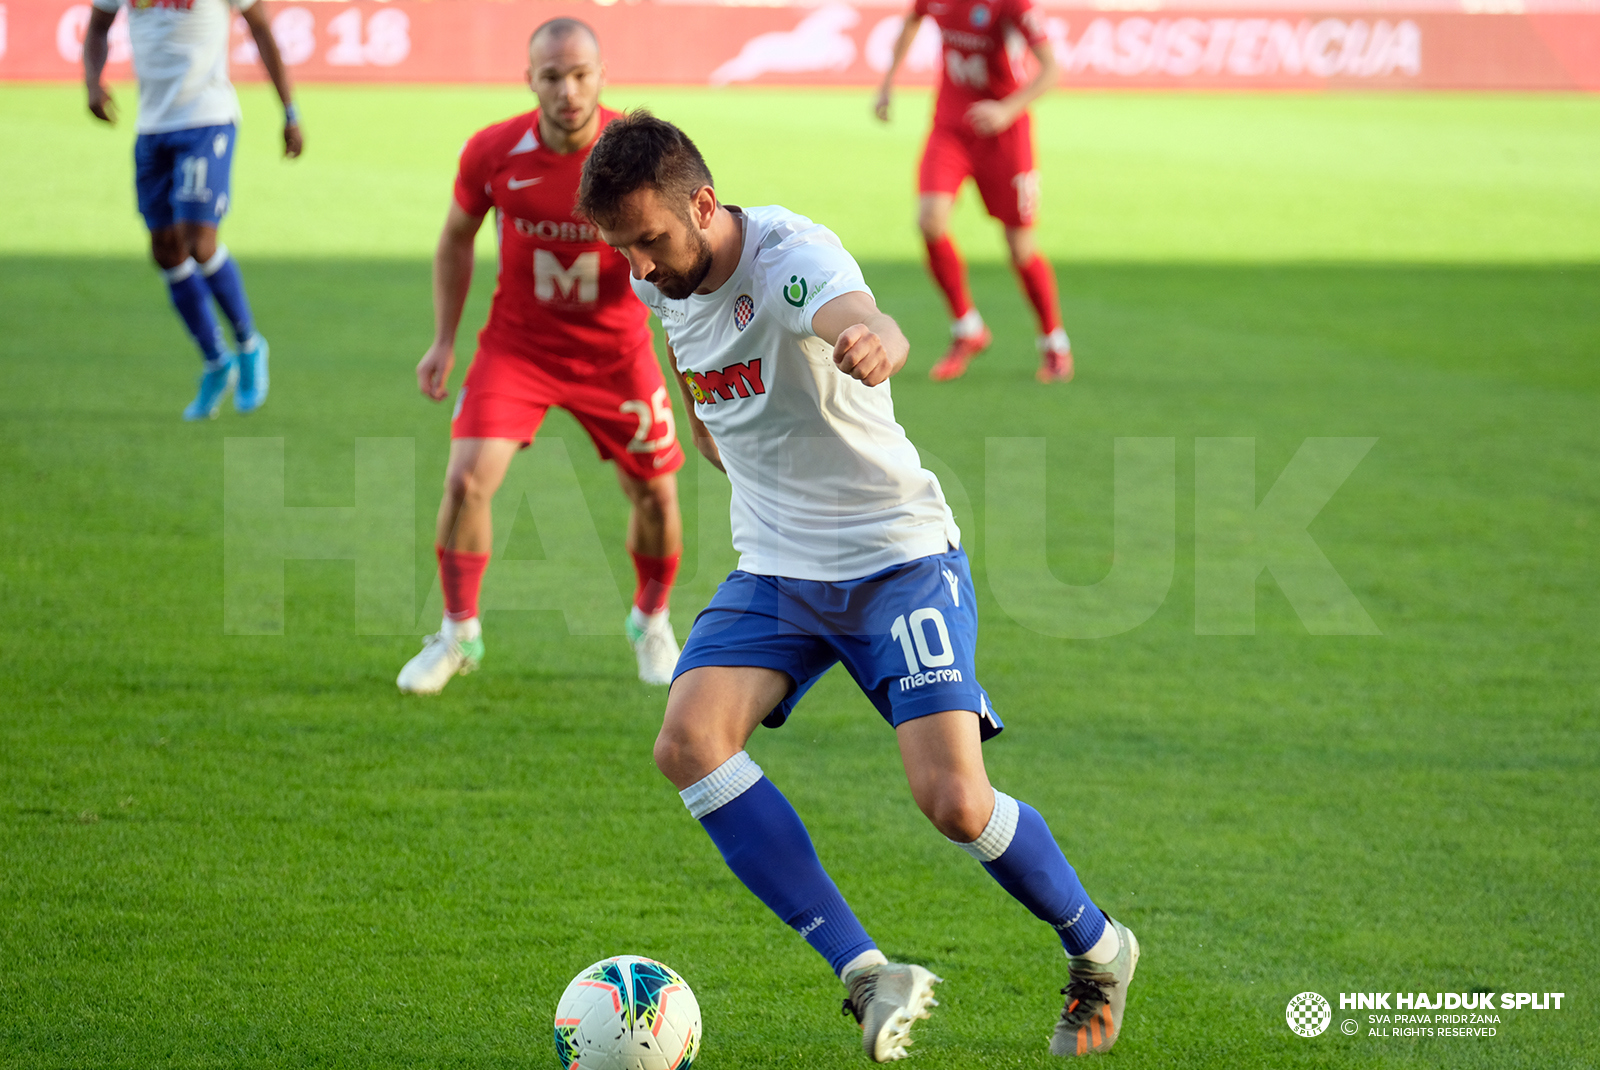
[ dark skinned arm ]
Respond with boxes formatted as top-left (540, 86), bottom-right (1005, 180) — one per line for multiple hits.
top-left (83, 6), bottom-right (117, 123)
top-left (240, 1), bottom-right (303, 157)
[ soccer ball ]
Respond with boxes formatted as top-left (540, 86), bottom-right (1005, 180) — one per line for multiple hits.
top-left (554, 955), bottom-right (702, 1070)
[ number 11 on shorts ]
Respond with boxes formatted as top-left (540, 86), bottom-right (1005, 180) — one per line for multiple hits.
top-left (890, 608), bottom-right (955, 675)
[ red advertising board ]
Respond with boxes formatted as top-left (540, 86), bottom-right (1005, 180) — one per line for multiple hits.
top-left (2, 0), bottom-right (1597, 89)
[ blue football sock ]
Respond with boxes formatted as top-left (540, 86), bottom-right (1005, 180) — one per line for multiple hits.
top-left (957, 790), bottom-right (1108, 956)
top-left (164, 259), bottom-right (229, 365)
top-left (200, 245), bottom-right (256, 345)
top-left (681, 753), bottom-right (877, 976)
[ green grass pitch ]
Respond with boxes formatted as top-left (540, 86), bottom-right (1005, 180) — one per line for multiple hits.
top-left (2, 83), bottom-right (1598, 1068)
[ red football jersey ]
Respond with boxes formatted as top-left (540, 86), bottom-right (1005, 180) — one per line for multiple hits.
top-left (912, 0), bottom-right (1049, 131)
top-left (454, 107), bottom-right (653, 376)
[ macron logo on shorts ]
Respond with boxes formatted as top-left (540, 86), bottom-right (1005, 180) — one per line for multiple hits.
top-left (899, 668), bottom-right (964, 692)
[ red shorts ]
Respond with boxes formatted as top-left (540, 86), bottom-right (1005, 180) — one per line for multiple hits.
top-left (452, 342), bottom-right (685, 482)
top-left (918, 114), bottom-right (1039, 228)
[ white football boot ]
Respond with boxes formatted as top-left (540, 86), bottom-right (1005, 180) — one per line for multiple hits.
top-left (396, 620), bottom-right (484, 694)
top-left (626, 610), bottom-right (680, 685)
top-left (841, 962), bottom-right (942, 1062)
top-left (1050, 915), bottom-right (1140, 1056)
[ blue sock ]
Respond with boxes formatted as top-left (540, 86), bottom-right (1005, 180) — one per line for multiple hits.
top-left (199, 245), bottom-right (256, 346)
top-left (958, 791), bottom-right (1107, 955)
top-left (681, 753), bottom-right (877, 976)
top-left (164, 259), bottom-right (229, 365)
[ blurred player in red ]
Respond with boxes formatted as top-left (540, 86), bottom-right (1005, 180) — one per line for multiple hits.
top-left (399, 18), bottom-right (686, 694)
top-left (875, 0), bottom-right (1072, 383)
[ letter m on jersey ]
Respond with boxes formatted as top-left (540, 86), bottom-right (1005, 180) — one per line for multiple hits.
top-left (946, 51), bottom-right (988, 88)
top-left (695, 359), bottom-right (766, 404)
top-left (534, 250), bottom-right (599, 303)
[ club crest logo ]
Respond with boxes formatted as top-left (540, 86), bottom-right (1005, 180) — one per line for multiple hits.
top-left (734, 294), bottom-right (755, 331)
top-left (970, 4), bottom-right (992, 28)
top-left (1286, 992), bottom-right (1332, 1037)
top-left (213, 133), bottom-right (229, 158)
top-left (782, 275), bottom-right (809, 307)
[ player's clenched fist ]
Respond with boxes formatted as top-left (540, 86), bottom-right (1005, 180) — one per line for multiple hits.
top-left (417, 342), bottom-right (455, 401)
top-left (834, 324), bottom-right (896, 387)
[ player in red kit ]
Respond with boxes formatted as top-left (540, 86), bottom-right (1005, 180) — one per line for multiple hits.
top-left (875, 0), bottom-right (1073, 383)
top-left (398, 18), bottom-right (686, 694)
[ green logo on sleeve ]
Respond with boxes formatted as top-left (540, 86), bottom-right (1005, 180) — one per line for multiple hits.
top-left (783, 275), bottom-right (809, 307)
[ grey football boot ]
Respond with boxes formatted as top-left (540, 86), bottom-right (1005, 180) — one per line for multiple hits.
top-left (1050, 915), bottom-right (1140, 1056)
top-left (841, 962), bottom-right (942, 1062)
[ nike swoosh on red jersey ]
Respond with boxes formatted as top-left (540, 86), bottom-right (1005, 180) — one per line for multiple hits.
top-left (507, 177), bottom-right (543, 189)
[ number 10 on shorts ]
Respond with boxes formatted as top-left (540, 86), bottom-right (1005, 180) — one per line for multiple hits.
top-left (890, 608), bottom-right (955, 674)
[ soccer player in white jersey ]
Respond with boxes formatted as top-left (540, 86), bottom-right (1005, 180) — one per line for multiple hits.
top-left (577, 111), bottom-right (1140, 1061)
top-left (84, 0), bottom-right (301, 420)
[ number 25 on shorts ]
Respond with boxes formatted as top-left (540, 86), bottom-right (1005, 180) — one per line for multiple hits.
top-left (620, 386), bottom-right (676, 454)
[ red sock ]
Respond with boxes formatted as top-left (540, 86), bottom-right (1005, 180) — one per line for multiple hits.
top-left (924, 236), bottom-right (974, 320)
top-left (437, 546), bottom-right (490, 621)
top-left (1014, 254), bottom-right (1063, 335)
top-left (631, 551), bottom-right (681, 616)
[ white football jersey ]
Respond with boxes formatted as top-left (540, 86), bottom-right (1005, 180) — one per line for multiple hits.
top-left (91, 0), bottom-right (255, 134)
top-left (633, 205), bottom-right (960, 582)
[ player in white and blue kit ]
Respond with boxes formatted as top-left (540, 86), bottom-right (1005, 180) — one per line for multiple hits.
top-left (578, 112), bottom-right (1141, 1061)
top-left (84, 0), bottom-right (302, 420)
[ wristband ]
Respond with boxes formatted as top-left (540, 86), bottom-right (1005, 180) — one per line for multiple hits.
top-left (284, 102), bottom-right (300, 126)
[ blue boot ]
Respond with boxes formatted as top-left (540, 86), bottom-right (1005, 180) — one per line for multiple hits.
top-left (235, 333), bottom-right (270, 414)
top-left (183, 356), bottom-right (237, 421)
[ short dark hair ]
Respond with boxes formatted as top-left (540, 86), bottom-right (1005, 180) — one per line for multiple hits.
top-left (529, 17), bottom-right (599, 54)
top-left (576, 110), bottom-right (714, 227)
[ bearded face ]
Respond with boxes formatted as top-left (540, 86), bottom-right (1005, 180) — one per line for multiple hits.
top-left (598, 186), bottom-right (719, 300)
top-left (644, 220), bottom-right (715, 300)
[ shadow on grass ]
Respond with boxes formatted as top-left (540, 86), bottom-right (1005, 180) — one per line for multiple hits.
top-left (1, 258), bottom-right (1597, 1069)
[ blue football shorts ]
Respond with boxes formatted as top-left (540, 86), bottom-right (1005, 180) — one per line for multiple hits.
top-left (133, 123), bottom-right (237, 231)
top-left (673, 545), bottom-right (1003, 740)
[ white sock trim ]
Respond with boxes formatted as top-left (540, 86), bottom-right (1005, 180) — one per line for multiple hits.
top-left (951, 788), bottom-right (1019, 862)
top-left (952, 308), bottom-right (985, 339)
top-left (839, 948), bottom-right (888, 982)
top-left (679, 751), bottom-right (763, 820)
top-left (629, 605), bottom-right (668, 630)
top-left (200, 245), bottom-right (230, 276)
top-left (443, 615), bottom-right (480, 642)
top-left (1036, 328), bottom-right (1070, 353)
top-left (163, 258), bottom-right (198, 283)
top-left (1070, 917), bottom-right (1120, 964)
